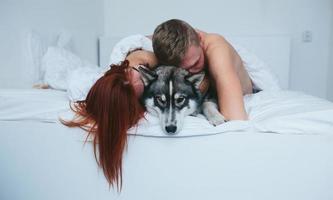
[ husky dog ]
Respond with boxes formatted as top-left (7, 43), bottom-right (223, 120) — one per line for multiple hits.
top-left (138, 65), bottom-right (225, 135)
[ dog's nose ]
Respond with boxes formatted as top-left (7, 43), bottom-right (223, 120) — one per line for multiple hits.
top-left (165, 125), bottom-right (177, 134)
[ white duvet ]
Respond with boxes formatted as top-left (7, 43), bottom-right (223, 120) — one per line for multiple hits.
top-left (0, 89), bottom-right (332, 136)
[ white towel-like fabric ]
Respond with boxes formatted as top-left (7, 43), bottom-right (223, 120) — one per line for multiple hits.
top-left (109, 34), bottom-right (154, 65)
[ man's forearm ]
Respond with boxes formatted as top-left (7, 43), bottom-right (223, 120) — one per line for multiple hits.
top-left (205, 36), bottom-right (248, 121)
top-left (215, 78), bottom-right (248, 121)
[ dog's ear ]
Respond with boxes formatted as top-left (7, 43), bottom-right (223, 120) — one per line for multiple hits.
top-left (137, 65), bottom-right (157, 86)
top-left (185, 72), bottom-right (205, 89)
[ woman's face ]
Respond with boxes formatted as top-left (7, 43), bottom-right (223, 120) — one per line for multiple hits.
top-left (129, 68), bottom-right (144, 97)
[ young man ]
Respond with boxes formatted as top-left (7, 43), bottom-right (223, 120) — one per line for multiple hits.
top-left (152, 19), bottom-right (253, 121)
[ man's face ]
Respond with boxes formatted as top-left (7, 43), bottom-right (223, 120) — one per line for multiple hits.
top-left (180, 44), bottom-right (205, 74)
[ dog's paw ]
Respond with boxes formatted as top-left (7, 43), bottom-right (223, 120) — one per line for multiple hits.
top-left (208, 114), bottom-right (225, 126)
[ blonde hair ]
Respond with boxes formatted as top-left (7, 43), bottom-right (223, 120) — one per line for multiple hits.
top-left (152, 19), bottom-right (200, 66)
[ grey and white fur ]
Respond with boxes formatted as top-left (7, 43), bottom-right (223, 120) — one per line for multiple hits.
top-left (138, 65), bottom-right (225, 135)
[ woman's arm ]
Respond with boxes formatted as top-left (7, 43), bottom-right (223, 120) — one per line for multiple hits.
top-left (125, 50), bottom-right (158, 69)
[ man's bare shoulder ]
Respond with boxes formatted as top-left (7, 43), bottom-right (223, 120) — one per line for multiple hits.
top-left (204, 33), bottom-right (229, 48)
top-left (200, 33), bottom-right (232, 58)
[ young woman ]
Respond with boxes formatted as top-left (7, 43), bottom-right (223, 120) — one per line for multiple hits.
top-left (62, 50), bottom-right (158, 191)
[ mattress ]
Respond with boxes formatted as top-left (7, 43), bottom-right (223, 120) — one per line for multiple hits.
top-left (0, 88), bottom-right (333, 200)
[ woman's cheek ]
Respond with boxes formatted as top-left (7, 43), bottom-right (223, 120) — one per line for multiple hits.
top-left (133, 81), bottom-right (144, 97)
top-left (131, 71), bottom-right (144, 97)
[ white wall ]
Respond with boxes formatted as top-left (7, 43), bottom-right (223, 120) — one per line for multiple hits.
top-left (0, 0), bottom-right (104, 88)
top-left (104, 0), bottom-right (333, 99)
top-left (328, 7), bottom-right (333, 101)
top-left (1, 0), bottom-right (332, 99)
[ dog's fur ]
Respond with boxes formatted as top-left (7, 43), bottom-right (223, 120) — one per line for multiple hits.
top-left (138, 65), bottom-right (225, 135)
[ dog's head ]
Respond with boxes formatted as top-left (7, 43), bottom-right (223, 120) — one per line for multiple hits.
top-left (138, 65), bottom-right (205, 135)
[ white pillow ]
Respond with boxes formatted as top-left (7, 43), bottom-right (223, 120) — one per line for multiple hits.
top-left (42, 46), bottom-right (90, 90)
top-left (38, 31), bottom-right (98, 91)
top-left (67, 66), bottom-right (107, 101)
top-left (41, 47), bottom-right (100, 92)
top-left (231, 43), bottom-right (281, 91)
top-left (26, 31), bottom-right (47, 85)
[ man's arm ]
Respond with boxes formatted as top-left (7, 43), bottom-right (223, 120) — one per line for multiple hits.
top-left (206, 35), bottom-right (248, 121)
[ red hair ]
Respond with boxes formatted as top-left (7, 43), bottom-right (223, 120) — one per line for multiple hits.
top-left (61, 60), bottom-right (145, 191)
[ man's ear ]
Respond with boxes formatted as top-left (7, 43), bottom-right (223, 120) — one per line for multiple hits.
top-left (137, 66), bottom-right (157, 86)
top-left (185, 72), bottom-right (205, 89)
top-left (196, 31), bottom-right (204, 46)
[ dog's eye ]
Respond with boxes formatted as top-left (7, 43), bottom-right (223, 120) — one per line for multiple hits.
top-left (155, 95), bottom-right (166, 105)
top-left (176, 97), bottom-right (185, 104)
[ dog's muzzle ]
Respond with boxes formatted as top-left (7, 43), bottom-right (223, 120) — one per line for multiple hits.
top-left (165, 125), bottom-right (177, 134)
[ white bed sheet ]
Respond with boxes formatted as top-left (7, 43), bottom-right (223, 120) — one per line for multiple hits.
top-left (1, 88), bottom-right (333, 200)
top-left (1, 88), bottom-right (332, 136)
top-left (0, 89), bottom-right (69, 122)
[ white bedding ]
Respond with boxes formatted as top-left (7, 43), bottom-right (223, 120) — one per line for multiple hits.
top-left (0, 88), bottom-right (332, 136)
top-left (0, 89), bottom-right (69, 122)
top-left (1, 88), bottom-right (333, 200)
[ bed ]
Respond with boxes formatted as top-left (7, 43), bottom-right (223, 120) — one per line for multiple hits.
top-left (1, 35), bottom-right (333, 200)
